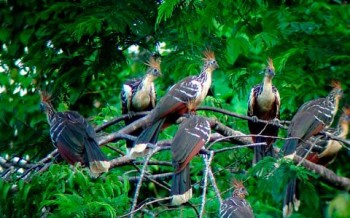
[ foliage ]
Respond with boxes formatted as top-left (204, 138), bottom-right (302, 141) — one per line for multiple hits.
top-left (0, 164), bottom-right (130, 217)
top-left (1, 0), bottom-right (350, 217)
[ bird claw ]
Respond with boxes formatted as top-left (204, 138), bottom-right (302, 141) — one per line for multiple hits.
top-left (128, 111), bottom-right (136, 119)
top-left (251, 116), bottom-right (258, 123)
top-left (271, 118), bottom-right (280, 126)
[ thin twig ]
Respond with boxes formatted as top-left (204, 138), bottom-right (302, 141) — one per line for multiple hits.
top-left (208, 168), bottom-right (223, 205)
top-left (95, 112), bottom-right (149, 132)
top-left (120, 197), bottom-right (172, 218)
top-left (199, 151), bottom-right (214, 218)
top-left (129, 146), bottom-right (161, 218)
top-left (198, 106), bottom-right (290, 129)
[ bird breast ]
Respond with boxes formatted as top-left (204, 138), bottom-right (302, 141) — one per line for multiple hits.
top-left (132, 83), bottom-right (154, 111)
top-left (256, 90), bottom-right (275, 112)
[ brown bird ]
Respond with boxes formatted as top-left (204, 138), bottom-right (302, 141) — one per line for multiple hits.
top-left (121, 57), bottom-right (161, 152)
top-left (248, 58), bottom-right (280, 164)
top-left (40, 92), bottom-right (110, 176)
top-left (170, 115), bottom-right (211, 205)
top-left (282, 81), bottom-right (343, 158)
top-left (282, 81), bottom-right (343, 217)
top-left (283, 107), bottom-right (350, 217)
top-left (220, 180), bottom-right (254, 218)
top-left (129, 51), bottom-right (219, 157)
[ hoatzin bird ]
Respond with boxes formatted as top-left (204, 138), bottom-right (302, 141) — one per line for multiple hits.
top-left (121, 57), bottom-right (161, 152)
top-left (283, 107), bottom-right (350, 217)
top-left (220, 180), bottom-right (254, 218)
top-left (129, 51), bottom-right (219, 157)
top-left (282, 81), bottom-right (343, 158)
top-left (40, 92), bottom-right (110, 176)
top-left (247, 58), bottom-right (280, 164)
top-left (170, 115), bottom-right (211, 205)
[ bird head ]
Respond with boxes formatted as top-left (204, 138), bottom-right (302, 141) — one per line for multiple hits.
top-left (145, 57), bottom-right (162, 78)
top-left (39, 91), bottom-right (52, 113)
top-left (232, 180), bottom-right (249, 199)
top-left (264, 58), bottom-right (275, 78)
top-left (330, 81), bottom-right (343, 99)
top-left (203, 50), bottom-right (219, 71)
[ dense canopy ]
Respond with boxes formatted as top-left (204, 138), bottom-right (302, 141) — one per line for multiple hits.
top-left (1, 0), bottom-right (350, 217)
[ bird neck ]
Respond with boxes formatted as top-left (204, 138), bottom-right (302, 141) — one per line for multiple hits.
top-left (46, 103), bottom-right (56, 124)
top-left (337, 118), bottom-right (349, 138)
top-left (198, 67), bottom-right (213, 82)
top-left (144, 73), bottom-right (156, 83)
top-left (327, 89), bottom-right (341, 113)
top-left (262, 75), bottom-right (273, 93)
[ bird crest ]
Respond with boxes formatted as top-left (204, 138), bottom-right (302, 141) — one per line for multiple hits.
top-left (145, 57), bottom-right (161, 70)
top-left (233, 179), bottom-right (245, 189)
top-left (331, 80), bottom-right (342, 90)
top-left (203, 50), bottom-right (215, 60)
top-left (40, 91), bottom-right (52, 103)
top-left (267, 57), bottom-right (275, 71)
top-left (343, 106), bottom-right (350, 116)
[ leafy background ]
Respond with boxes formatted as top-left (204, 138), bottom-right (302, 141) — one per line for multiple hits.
top-left (1, 0), bottom-right (350, 217)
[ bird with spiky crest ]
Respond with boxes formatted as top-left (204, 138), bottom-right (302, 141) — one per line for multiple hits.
top-left (129, 50), bottom-right (219, 158)
top-left (283, 106), bottom-right (350, 217)
top-left (121, 56), bottom-right (161, 152)
top-left (40, 91), bottom-right (110, 176)
top-left (282, 81), bottom-right (343, 157)
top-left (247, 58), bottom-right (280, 164)
top-left (220, 180), bottom-right (254, 218)
top-left (282, 81), bottom-right (343, 217)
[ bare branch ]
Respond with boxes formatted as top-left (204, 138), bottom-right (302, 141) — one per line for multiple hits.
top-left (198, 106), bottom-right (290, 129)
top-left (293, 155), bottom-right (350, 190)
top-left (95, 112), bottom-right (148, 132)
top-left (120, 197), bottom-right (172, 218)
top-left (130, 146), bottom-right (161, 218)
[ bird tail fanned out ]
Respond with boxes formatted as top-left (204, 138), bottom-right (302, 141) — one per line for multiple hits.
top-left (282, 139), bottom-right (299, 158)
top-left (84, 139), bottom-right (110, 176)
top-left (253, 137), bottom-right (274, 164)
top-left (128, 118), bottom-right (165, 158)
top-left (171, 164), bottom-right (192, 205)
top-left (283, 179), bottom-right (300, 218)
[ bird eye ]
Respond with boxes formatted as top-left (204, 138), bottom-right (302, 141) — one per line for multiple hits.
top-left (153, 69), bottom-right (158, 73)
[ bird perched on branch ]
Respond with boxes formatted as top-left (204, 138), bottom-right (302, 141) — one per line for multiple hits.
top-left (129, 50), bottom-right (219, 157)
top-left (298, 106), bottom-right (350, 165)
top-left (247, 58), bottom-right (280, 164)
top-left (121, 57), bottom-right (161, 152)
top-left (283, 106), bottom-right (350, 217)
top-left (40, 92), bottom-right (110, 176)
top-left (220, 180), bottom-right (254, 218)
top-left (282, 81), bottom-right (343, 158)
top-left (170, 115), bottom-right (211, 205)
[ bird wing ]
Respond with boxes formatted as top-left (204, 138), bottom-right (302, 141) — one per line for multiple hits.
top-left (149, 76), bottom-right (200, 121)
top-left (247, 84), bottom-right (262, 116)
top-left (121, 78), bottom-right (142, 114)
top-left (171, 116), bottom-right (211, 172)
top-left (273, 85), bottom-right (281, 118)
top-left (50, 111), bottom-right (98, 165)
